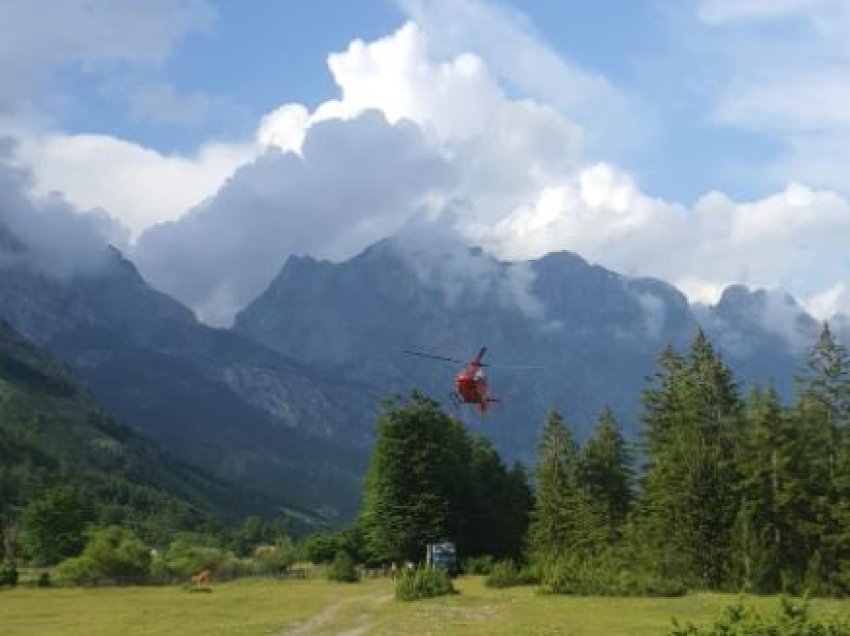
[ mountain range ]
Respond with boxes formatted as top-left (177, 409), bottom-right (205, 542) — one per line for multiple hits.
top-left (0, 226), bottom-right (835, 521)
top-left (235, 238), bottom-right (825, 460)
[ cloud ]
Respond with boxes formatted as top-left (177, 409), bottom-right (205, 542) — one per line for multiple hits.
top-left (133, 110), bottom-right (452, 326)
top-left (805, 281), bottom-right (850, 320)
top-left (698, 0), bottom-right (841, 24)
top-left (0, 0), bottom-right (231, 239)
top-left (0, 0), bottom-right (214, 114)
top-left (14, 131), bottom-right (253, 236)
top-left (0, 141), bottom-right (123, 277)
top-left (128, 17), bottom-right (585, 326)
top-left (630, 290), bottom-right (667, 339)
top-left (694, 0), bottom-right (850, 191)
top-left (476, 161), bottom-right (850, 319)
top-left (392, 213), bottom-right (545, 319)
top-left (398, 0), bottom-right (637, 154)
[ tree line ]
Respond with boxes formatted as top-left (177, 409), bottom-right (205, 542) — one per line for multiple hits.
top-left (359, 325), bottom-right (850, 595)
top-left (5, 324), bottom-right (850, 595)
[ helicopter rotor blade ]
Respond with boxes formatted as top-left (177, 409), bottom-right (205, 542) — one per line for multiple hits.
top-left (403, 350), bottom-right (466, 365)
top-left (485, 363), bottom-right (545, 370)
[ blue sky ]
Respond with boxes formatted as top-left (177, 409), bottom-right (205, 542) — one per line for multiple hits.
top-left (46, 0), bottom-right (774, 202)
top-left (4, 0), bottom-right (850, 325)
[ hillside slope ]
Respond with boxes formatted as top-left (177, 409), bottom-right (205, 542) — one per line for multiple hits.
top-left (0, 320), bottom-right (314, 537)
top-left (0, 246), bottom-right (374, 521)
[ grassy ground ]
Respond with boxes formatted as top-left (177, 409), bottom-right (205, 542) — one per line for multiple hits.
top-left (1, 576), bottom-right (849, 636)
top-left (0, 577), bottom-right (372, 636)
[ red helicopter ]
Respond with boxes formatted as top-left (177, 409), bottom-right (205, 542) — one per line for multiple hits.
top-left (403, 346), bottom-right (540, 413)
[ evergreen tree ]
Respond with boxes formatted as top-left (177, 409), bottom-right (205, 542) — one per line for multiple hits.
top-left (466, 436), bottom-right (530, 559)
top-left (528, 408), bottom-right (589, 559)
top-left (581, 406), bottom-right (633, 546)
top-left (796, 323), bottom-right (850, 430)
top-left (636, 331), bottom-right (743, 588)
top-left (735, 385), bottom-right (791, 591)
top-left (786, 324), bottom-right (850, 592)
top-left (503, 461), bottom-right (533, 560)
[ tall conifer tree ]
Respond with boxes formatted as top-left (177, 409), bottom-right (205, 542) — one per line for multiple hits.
top-left (581, 406), bottom-right (633, 546)
top-left (636, 331), bottom-right (743, 587)
top-left (528, 408), bottom-right (588, 559)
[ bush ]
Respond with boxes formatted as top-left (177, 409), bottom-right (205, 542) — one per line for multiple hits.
top-left (463, 555), bottom-right (494, 575)
top-left (55, 556), bottom-right (100, 586)
top-left (37, 571), bottom-right (51, 587)
top-left (253, 537), bottom-right (298, 576)
top-left (55, 526), bottom-right (151, 586)
top-left (327, 551), bottom-right (358, 583)
top-left (485, 560), bottom-right (539, 589)
top-left (395, 567), bottom-right (455, 601)
top-left (163, 542), bottom-right (226, 576)
top-left (0, 564), bottom-right (18, 587)
top-left (302, 530), bottom-right (363, 564)
top-left (668, 597), bottom-right (850, 635)
top-left (539, 554), bottom-right (687, 597)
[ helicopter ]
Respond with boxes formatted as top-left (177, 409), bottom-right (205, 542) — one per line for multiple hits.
top-left (403, 346), bottom-right (540, 413)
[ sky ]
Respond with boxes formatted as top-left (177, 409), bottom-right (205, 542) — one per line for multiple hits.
top-left (3, 0), bottom-right (850, 325)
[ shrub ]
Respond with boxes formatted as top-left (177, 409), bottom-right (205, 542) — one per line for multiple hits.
top-left (162, 541), bottom-right (227, 578)
top-left (302, 531), bottom-right (364, 564)
top-left (37, 571), bottom-right (51, 587)
top-left (327, 551), bottom-right (358, 583)
top-left (668, 597), bottom-right (850, 635)
top-left (55, 526), bottom-right (151, 586)
top-left (0, 564), bottom-right (18, 587)
top-left (55, 556), bottom-right (100, 586)
top-left (539, 554), bottom-right (686, 597)
top-left (254, 537), bottom-right (298, 576)
top-left (395, 567), bottom-right (455, 601)
top-left (485, 560), bottom-right (539, 589)
top-left (463, 555), bottom-right (494, 575)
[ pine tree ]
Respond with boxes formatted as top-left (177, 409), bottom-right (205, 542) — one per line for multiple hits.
top-left (635, 331), bottom-right (743, 588)
top-left (735, 385), bottom-right (792, 591)
top-left (797, 323), bottom-right (850, 430)
top-left (581, 406), bottom-right (633, 546)
top-left (466, 437), bottom-right (531, 559)
top-left (528, 408), bottom-right (589, 560)
top-left (503, 461), bottom-right (533, 560)
top-left (789, 324), bottom-right (850, 592)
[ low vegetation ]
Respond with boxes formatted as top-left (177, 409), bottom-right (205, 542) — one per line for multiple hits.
top-left (484, 559), bottom-right (538, 588)
top-left (395, 566), bottom-right (455, 601)
top-left (668, 597), bottom-right (850, 635)
top-left (326, 550), bottom-right (358, 583)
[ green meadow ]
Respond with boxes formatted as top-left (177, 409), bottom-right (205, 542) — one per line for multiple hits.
top-left (2, 577), bottom-right (850, 636)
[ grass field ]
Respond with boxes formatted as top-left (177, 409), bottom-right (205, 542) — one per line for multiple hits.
top-left (2, 576), bottom-right (850, 636)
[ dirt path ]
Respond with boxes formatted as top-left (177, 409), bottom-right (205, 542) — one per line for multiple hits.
top-left (279, 591), bottom-right (391, 636)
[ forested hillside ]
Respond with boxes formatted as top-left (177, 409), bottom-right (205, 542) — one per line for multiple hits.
top-left (0, 320), bottom-right (306, 557)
